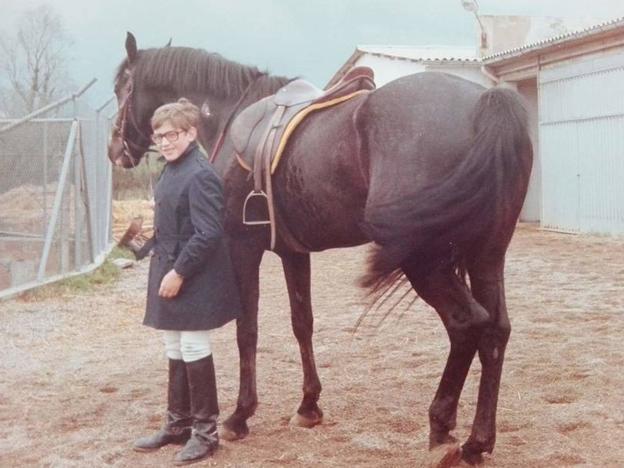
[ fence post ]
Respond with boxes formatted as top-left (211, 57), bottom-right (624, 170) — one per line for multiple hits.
top-left (42, 121), bottom-right (48, 235)
top-left (72, 94), bottom-right (80, 269)
top-left (77, 122), bottom-right (96, 263)
top-left (37, 120), bottom-right (78, 281)
top-left (99, 99), bottom-right (116, 249)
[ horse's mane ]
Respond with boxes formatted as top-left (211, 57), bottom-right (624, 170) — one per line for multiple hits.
top-left (116, 46), bottom-right (289, 98)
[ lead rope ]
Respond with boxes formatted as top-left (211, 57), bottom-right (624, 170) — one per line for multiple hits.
top-left (146, 152), bottom-right (154, 199)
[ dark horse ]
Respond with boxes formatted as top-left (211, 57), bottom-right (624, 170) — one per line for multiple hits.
top-left (109, 33), bottom-right (532, 464)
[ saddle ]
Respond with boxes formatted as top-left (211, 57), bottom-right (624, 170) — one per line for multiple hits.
top-left (229, 66), bottom-right (375, 250)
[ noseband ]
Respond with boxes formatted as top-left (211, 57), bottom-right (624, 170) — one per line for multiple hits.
top-left (113, 71), bottom-right (154, 166)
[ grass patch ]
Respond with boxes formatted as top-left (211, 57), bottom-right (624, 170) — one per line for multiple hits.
top-left (19, 247), bottom-right (134, 301)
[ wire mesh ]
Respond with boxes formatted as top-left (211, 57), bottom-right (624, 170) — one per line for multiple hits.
top-left (0, 90), bottom-right (113, 295)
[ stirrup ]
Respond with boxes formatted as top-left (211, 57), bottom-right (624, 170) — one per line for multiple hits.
top-left (242, 190), bottom-right (271, 225)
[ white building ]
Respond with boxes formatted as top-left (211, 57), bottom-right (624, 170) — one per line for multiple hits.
top-left (484, 16), bottom-right (624, 235)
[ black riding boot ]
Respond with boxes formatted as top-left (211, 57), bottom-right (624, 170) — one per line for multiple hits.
top-left (134, 359), bottom-right (192, 452)
top-left (174, 355), bottom-right (219, 465)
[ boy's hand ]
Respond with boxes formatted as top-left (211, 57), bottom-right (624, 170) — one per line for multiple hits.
top-left (159, 269), bottom-right (184, 298)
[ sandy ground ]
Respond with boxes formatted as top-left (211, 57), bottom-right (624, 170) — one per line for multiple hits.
top-left (1, 224), bottom-right (623, 467)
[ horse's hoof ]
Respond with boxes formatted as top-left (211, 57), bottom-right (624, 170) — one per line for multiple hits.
top-left (429, 432), bottom-right (458, 450)
top-left (219, 425), bottom-right (249, 441)
top-left (460, 449), bottom-right (484, 466)
top-left (220, 417), bottom-right (250, 441)
top-left (461, 436), bottom-right (490, 465)
top-left (219, 426), bottom-right (243, 441)
top-left (289, 411), bottom-right (323, 428)
top-left (423, 442), bottom-right (462, 468)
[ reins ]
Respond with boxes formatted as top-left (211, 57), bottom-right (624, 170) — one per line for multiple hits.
top-left (208, 75), bottom-right (262, 164)
top-left (113, 72), bottom-right (156, 167)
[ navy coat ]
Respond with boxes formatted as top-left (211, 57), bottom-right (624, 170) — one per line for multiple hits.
top-left (143, 143), bottom-right (242, 331)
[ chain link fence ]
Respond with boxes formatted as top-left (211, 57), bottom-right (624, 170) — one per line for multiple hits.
top-left (0, 80), bottom-right (115, 298)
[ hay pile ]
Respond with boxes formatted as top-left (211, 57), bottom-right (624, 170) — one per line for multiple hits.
top-left (111, 199), bottom-right (154, 242)
top-left (0, 184), bottom-right (58, 232)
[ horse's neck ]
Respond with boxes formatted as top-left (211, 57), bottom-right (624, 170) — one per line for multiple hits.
top-left (196, 74), bottom-right (290, 167)
top-left (253, 74), bottom-right (292, 98)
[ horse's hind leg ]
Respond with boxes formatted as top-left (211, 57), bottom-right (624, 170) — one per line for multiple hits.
top-left (402, 265), bottom-right (489, 450)
top-left (221, 239), bottom-right (264, 441)
top-left (461, 257), bottom-right (510, 464)
top-left (280, 251), bottom-right (323, 427)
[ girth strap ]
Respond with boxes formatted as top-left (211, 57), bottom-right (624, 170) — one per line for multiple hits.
top-left (251, 106), bottom-right (285, 249)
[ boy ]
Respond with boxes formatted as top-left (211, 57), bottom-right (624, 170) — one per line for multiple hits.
top-left (132, 98), bottom-right (241, 465)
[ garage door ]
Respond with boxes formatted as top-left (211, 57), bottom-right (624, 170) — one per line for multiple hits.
top-left (539, 51), bottom-right (624, 234)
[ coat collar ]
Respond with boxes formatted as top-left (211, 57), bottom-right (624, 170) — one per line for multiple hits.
top-left (167, 141), bottom-right (198, 167)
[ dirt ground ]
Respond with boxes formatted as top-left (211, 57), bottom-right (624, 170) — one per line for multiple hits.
top-left (1, 223), bottom-right (623, 467)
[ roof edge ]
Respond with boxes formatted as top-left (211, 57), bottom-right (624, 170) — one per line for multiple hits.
top-left (483, 16), bottom-right (624, 64)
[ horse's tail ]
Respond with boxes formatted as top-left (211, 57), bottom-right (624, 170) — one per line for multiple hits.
top-left (360, 87), bottom-right (533, 295)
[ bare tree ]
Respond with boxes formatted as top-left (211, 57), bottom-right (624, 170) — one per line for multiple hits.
top-left (0, 4), bottom-right (73, 115)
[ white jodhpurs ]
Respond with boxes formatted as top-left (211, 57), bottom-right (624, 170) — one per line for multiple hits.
top-left (162, 330), bottom-right (212, 363)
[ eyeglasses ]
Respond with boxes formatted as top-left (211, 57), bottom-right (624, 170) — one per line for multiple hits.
top-left (151, 130), bottom-right (186, 144)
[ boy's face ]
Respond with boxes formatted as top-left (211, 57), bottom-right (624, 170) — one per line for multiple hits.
top-left (152, 121), bottom-right (197, 162)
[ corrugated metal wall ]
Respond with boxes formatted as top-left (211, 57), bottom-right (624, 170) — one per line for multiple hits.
top-left (539, 51), bottom-right (624, 234)
top-left (517, 80), bottom-right (540, 222)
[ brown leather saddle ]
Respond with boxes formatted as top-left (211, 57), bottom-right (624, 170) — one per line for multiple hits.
top-left (229, 66), bottom-right (375, 250)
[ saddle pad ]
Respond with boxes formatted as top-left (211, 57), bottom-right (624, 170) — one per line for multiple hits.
top-left (268, 90), bottom-right (370, 174)
top-left (231, 89), bottom-right (370, 175)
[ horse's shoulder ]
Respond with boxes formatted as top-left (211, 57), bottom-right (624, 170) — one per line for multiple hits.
top-left (230, 97), bottom-right (273, 154)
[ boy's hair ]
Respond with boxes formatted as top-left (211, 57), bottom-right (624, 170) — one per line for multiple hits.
top-left (151, 98), bottom-right (200, 131)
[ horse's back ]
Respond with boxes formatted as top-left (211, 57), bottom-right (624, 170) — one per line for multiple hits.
top-left (358, 72), bottom-right (487, 199)
top-left (375, 71), bottom-right (485, 104)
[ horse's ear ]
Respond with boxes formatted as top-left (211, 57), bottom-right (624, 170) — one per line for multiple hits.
top-left (126, 32), bottom-right (138, 63)
top-left (165, 38), bottom-right (172, 47)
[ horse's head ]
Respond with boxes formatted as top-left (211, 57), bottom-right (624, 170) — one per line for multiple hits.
top-left (108, 32), bottom-right (159, 168)
top-left (107, 32), bottom-right (289, 170)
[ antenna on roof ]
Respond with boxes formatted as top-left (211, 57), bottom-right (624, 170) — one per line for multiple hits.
top-left (461, 0), bottom-right (478, 13)
top-left (461, 0), bottom-right (488, 50)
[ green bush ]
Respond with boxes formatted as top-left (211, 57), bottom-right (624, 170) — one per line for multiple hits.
top-left (112, 153), bottom-right (164, 200)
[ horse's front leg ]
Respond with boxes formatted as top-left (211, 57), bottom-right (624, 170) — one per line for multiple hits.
top-left (280, 251), bottom-right (323, 427)
top-left (221, 239), bottom-right (264, 441)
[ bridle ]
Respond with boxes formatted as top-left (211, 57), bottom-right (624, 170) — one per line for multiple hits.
top-left (114, 70), bottom-right (264, 167)
top-left (112, 70), bottom-right (155, 167)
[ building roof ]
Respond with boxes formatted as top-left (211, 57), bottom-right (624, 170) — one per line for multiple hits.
top-left (483, 16), bottom-right (624, 64)
top-left (326, 45), bottom-right (479, 88)
top-left (355, 45), bottom-right (480, 63)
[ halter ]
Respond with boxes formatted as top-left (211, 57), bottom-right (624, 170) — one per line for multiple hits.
top-left (112, 70), bottom-right (154, 167)
top-left (209, 75), bottom-right (262, 164)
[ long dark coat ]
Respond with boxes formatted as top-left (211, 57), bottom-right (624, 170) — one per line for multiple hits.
top-left (144, 142), bottom-right (242, 331)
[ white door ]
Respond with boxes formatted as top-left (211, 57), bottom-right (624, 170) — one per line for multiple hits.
top-left (539, 51), bottom-right (624, 234)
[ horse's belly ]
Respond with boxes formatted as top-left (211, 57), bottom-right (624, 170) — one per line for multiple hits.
top-left (272, 102), bottom-right (370, 251)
